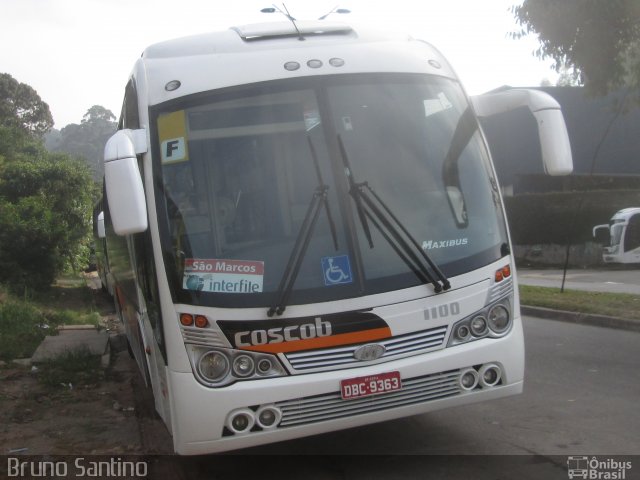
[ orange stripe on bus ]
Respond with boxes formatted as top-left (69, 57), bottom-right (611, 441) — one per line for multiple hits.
top-left (239, 327), bottom-right (392, 354)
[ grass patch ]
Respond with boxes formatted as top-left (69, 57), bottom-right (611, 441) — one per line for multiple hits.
top-left (36, 347), bottom-right (105, 388)
top-left (45, 310), bottom-right (101, 328)
top-left (31, 275), bottom-right (96, 312)
top-left (520, 285), bottom-right (640, 320)
top-left (0, 276), bottom-right (103, 361)
top-left (0, 300), bottom-right (48, 361)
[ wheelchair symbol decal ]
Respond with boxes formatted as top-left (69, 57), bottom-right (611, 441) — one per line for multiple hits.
top-left (321, 255), bottom-right (353, 286)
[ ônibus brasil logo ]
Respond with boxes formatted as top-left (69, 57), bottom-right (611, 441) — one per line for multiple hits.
top-left (567, 456), bottom-right (632, 480)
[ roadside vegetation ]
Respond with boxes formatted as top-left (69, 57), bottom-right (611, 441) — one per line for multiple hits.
top-left (0, 73), bottom-right (106, 369)
top-left (520, 285), bottom-right (640, 321)
top-left (0, 279), bottom-right (101, 362)
top-left (36, 346), bottom-right (105, 388)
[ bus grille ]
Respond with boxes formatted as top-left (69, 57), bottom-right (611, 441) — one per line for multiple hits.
top-left (284, 326), bottom-right (448, 372)
top-left (276, 369), bottom-right (461, 428)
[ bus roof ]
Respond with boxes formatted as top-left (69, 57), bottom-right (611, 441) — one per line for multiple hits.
top-left (612, 207), bottom-right (640, 220)
top-left (135, 21), bottom-right (457, 107)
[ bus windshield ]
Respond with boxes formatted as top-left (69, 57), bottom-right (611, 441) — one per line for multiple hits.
top-left (610, 221), bottom-right (625, 249)
top-left (153, 74), bottom-right (508, 309)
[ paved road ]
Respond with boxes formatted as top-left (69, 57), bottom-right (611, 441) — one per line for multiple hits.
top-left (178, 317), bottom-right (640, 480)
top-left (518, 268), bottom-right (640, 295)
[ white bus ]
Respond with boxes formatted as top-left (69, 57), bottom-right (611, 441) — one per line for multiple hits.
top-left (593, 207), bottom-right (640, 264)
top-left (100, 20), bottom-right (572, 455)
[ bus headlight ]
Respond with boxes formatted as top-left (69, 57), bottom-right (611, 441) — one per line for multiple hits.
top-left (448, 297), bottom-right (512, 347)
top-left (188, 346), bottom-right (287, 387)
top-left (488, 305), bottom-right (510, 334)
top-left (232, 355), bottom-right (255, 378)
top-left (198, 351), bottom-right (230, 382)
top-left (469, 316), bottom-right (488, 336)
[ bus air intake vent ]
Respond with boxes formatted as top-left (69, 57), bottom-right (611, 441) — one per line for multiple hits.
top-left (487, 276), bottom-right (513, 304)
top-left (284, 325), bottom-right (447, 372)
top-left (180, 325), bottom-right (227, 348)
top-left (275, 369), bottom-right (461, 428)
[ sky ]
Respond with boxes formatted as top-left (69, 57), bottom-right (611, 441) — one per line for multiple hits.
top-left (1, 0), bottom-right (558, 129)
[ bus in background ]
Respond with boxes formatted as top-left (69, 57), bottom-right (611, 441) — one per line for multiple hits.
top-left (101, 20), bottom-right (572, 455)
top-left (593, 208), bottom-right (640, 264)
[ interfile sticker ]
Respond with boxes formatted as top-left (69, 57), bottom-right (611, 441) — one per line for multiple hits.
top-left (183, 259), bottom-right (264, 293)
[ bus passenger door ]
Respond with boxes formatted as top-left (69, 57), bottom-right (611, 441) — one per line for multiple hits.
top-left (133, 230), bottom-right (172, 427)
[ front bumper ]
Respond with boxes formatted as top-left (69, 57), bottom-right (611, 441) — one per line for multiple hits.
top-left (169, 317), bottom-right (524, 455)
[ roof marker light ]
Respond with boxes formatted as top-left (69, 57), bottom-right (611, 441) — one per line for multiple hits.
top-left (165, 80), bottom-right (181, 92)
top-left (284, 61), bottom-right (300, 71)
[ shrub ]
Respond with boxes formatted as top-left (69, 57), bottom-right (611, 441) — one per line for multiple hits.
top-left (0, 300), bottom-right (47, 360)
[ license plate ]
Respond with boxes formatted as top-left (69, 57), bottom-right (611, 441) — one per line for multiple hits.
top-left (340, 371), bottom-right (402, 400)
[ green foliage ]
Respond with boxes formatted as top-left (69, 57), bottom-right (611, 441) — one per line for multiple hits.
top-left (0, 139), bottom-right (98, 291)
top-left (0, 75), bottom-right (101, 291)
top-left (0, 299), bottom-right (47, 360)
top-left (45, 310), bottom-right (101, 328)
top-left (0, 73), bottom-right (53, 137)
top-left (50, 105), bottom-right (117, 180)
top-left (512, 0), bottom-right (640, 98)
top-left (520, 285), bottom-right (640, 320)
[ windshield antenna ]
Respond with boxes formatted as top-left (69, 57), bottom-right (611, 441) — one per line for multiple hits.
top-left (318, 5), bottom-right (351, 20)
top-left (260, 3), bottom-right (305, 41)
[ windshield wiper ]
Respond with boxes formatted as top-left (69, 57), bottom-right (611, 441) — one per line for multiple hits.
top-left (337, 135), bottom-right (451, 293)
top-left (267, 137), bottom-right (339, 317)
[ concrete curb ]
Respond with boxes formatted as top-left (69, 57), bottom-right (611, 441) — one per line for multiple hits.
top-left (521, 305), bottom-right (640, 333)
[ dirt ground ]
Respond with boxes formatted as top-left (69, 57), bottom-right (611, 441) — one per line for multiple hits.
top-left (0, 277), bottom-right (175, 458)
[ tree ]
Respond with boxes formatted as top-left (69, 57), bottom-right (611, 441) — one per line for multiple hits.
top-left (512, 0), bottom-right (640, 97)
top-left (53, 105), bottom-right (117, 179)
top-left (556, 64), bottom-right (581, 87)
top-left (0, 73), bottom-right (53, 137)
top-left (0, 144), bottom-right (97, 290)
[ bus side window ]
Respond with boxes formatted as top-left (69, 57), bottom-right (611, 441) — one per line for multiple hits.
top-left (120, 79), bottom-right (140, 130)
top-left (624, 214), bottom-right (640, 252)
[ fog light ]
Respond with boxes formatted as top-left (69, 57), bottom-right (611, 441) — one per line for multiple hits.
top-left (488, 305), bottom-right (510, 334)
top-left (256, 406), bottom-right (281, 429)
top-left (198, 351), bottom-right (229, 382)
top-left (226, 409), bottom-right (255, 434)
top-left (232, 414), bottom-right (250, 431)
top-left (479, 364), bottom-right (502, 387)
top-left (459, 368), bottom-right (479, 391)
top-left (233, 355), bottom-right (255, 378)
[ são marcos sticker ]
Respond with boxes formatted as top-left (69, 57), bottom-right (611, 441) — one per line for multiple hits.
top-left (183, 259), bottom-right (264, 293)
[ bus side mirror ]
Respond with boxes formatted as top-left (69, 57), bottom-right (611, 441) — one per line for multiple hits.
top-left (471, 89), bottom-right (573, 176)
top-left (104, 129), bottom-right (148, 235)
top-left (96, 211), bottom-right (106, 239)
top-left (593, 224), bottom-right (610, 246)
